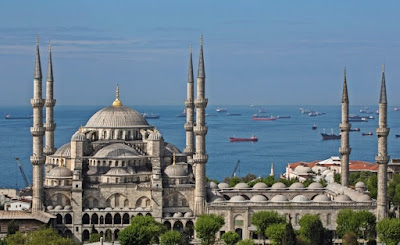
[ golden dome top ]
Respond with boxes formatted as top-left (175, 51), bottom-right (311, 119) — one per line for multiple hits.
top-left (112, 85), bottom-right (123, 107)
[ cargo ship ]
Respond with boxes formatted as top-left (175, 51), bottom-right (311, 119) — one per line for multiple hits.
top-left (230, 135), bottom-right (258, 142)
top-left (5, 114), bottom-right (33, 120)
top-left (321, 129), bottom-right (341, 140)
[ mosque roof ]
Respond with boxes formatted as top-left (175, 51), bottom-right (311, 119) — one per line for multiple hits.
top-left (53, 143), bottom-right (71, 157)
top-left (218, 183), bottom-right (230, 189)
top-left (308, 182), bottom-right (324, 189)
top-left (313, 194), bottom-right (331, 202)
top-left (234, 183), bottom-right (250, 189)
top-left (230, 195), bottom-right (246, 202)
top-left (271, 182), bottom-right (287, 189)
top-left (252, 182), bottom-right (268, 189)
top-left (104, 168), bottom-right (129, 176)
top-left (47, 166), bottom-right (72, 178)
top-left (292, 195), bottom-right (309, 202)
top-left (271, 195), bottom-right (289, 202)
top-left (250, 195), bottom-right (268, 202)
top-left (289, 182), bottom-right (305, 189)
top-left (85, 105), bottom-right (148, 128)
top-left (164, 164), bottom-right (188, 177)
top-left (94, 143), bottom-right (139, 158)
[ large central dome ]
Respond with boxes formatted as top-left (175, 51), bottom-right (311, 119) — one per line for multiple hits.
top-left (85, 106), bottom-right (149, 128)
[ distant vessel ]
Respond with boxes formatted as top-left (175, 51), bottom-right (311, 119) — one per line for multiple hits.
top-left (299, 108), bottom-right (311, 114)
top-left (312, 124), bottom-right (317, 130)
top-left (230, 135), bottom-right (258, 142)
top-left (350, 127), bottom-right (361, 132)
top-left (277, 115), bottom-right (291, 119)
top-left (142, 113), bottom-right (160, 119)
top-left (176, 109), bottom-right (187, 117)
top-left (226, 113), bottom-right (241, 116)
top-left (362, 132), bottom-right (373, 136)
top-left (253, 115), bottom-right (275, 121)
top-left (321, 129), bottom-right (341, 140)
top-left (216, 107), bottom-right (227, 112)
top-left (396, 135), bottom-right (400, 138)
top-left (5, 114), bottom-right (33, 120)
top-left (395, 107), bottom-right (399, 111)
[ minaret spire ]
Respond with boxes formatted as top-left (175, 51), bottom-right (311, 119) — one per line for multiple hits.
top-left (184, 45), bottom-right (195, 161)
top-left (44, 42), bottom-right (57, 156)
top-left (339, 67), bottom-right (351, 187)
top-left (376, 64), bottom-right (390, 220)
top-left (31, 36), bottom-right (45, 212)
top-left (194, 35), bottom-right (208, 215)
top-left (112, 85), bottom-right (123, 107)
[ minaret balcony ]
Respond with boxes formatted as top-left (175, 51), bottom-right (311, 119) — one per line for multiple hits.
top-left (45, 99), bottom-right (56, 107)
top-left (184, 122), bottom-right (193, 131)
top-left (193, 153), bottom-right (208, 164)
top-left (376, 155), bottom-right (390, 164)
top-left (43, 147), bottom-right (56, 155)
top-left (44, 122), bottom-right (56, 131)
top-left (339, 147), bottom-right (351, 155)
top-left (194, 98), bottom-right (208, 108)
top-left (30, 126), bottom-right (45, 136)
top-left (193, 125), bottom-right (208, 135)
top-left (30, 98), bottom-right (44, 108)
top-left (376, 127), bottom-right (390, 137)
top-left (340, 123), bottom-right (351, 131)
top-left (184, 147), bottom-right (195, 155)
top-left (185, 99), bottom-right (194, 107)
top-left (30, 155), bottom-right (46, 165)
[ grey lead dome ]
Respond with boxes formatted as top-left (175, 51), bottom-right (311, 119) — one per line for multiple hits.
top-left (85, 106), bottom-right (148, 128)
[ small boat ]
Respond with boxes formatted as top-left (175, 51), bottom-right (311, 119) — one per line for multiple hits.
top-left (230, 135), bottom-right (258, 142)
top-left (349, 118), bottom-right (368, 122)
top-left (142, 113), bottom-right (160, 119)
top-left (308, 112), bottom-right (317, 117)
top-left (362, 132), bottom-right (373, 136)
top-left (5, 114), bottom-right (33, 120)
top-left (216, 107), bottom-right (227, 112)
top-left (253, 115), bottom-right (275, 121)
top-left (226, 113), bottom-right (241, 116)
top-left (312, 124), bottom-right (317, 130)
top-left (299, 108), bottom-right (310, 114)
top-left (277, 115), bottom-right (291, 119)
top-left (396, 135), bottom-right (400, 138)
top-left (176, 109), bottom-right (187, 117)
top-left (258, 108), bottom-right (267, 113)
top-left (350, 127), bottom-right (361, 132)
top-left (321, 129), bottom-right (341, 140)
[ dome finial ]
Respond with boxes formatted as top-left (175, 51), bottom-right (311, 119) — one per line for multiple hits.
top-left (112, 84), bottom-right (123, 107)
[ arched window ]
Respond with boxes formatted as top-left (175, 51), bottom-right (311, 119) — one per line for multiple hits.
top-left (164, 221), bottom-right (171, 230)
top-left (91, 213), bottom-right (98, 224)
top-left (164, 199), bottom-right (169, 207)
top-left (173, 195), bottom-right (178, 206)
top-left (114, 229), bottom-right (120, 240)
top-left (123, 213), bottom-right (130, 224)
top-left (56, 214), bottom-right (62, 225)
top-left (105, 213), bottom-right (112, 224)
top-left (186, 221), bottom-right (194, 238)
top-left (114, 213), bottom-right (121, 224)
top-left (92, 198), bottom-right (99, 207)
top-left (82, 213), bottom-right (90, 224)
top-left (65, 214), bottom-right (72, 224)
top-left (124, 199), bottom-right (129, 207)
top-left (100, 216), bottom-right (104, 224)
top-left (295, 214), bottom-right (300, 225)
top-left (181, 199), bottom-right (187, 207)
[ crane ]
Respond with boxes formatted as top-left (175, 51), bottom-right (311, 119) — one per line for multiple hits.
top-left (14, 157), bottom-right (30, 187)
top-left (231, 160), bottom-right (240, 177)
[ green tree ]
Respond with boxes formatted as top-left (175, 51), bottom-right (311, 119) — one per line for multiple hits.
top-left (376, 218), bottom-right (400, 245)
top-left (263, 176), bottom-right (276, 187)
top-left (282, 222), bottom-right (296, 245)
top-left (160, 231), bottom-right (182, 245)
top-left (342, 232), bottom-right (358, 245)
top-left (118, 215), bottom-right (164, 245)
top-left (105, 229), bottom-right (112, 242)
top-left (367, 174), bottom-right (377, 199)
top-left (7, 220), bottom-right (19, 235)
top-left (265, 223), bottom-right (286, 245)
top-left (221, 231), bottom-right (240, 245)
top-left (237, 239), bottom-right (255, 245)
top-left (6, 227), bottom-right (74, 245)
top-left (336, 209), bottom-right (376, 239)
top-left (89, 233), bottom-right (101, 243)
top-left (251, 211), bottom-right (285, 244)
top-left (5, 231), bottom-right (26, 245)
top-left (229, 177), bottom-right (241, 187)
top-left (298, 214), bottom-right (326, 245)
top-left (388, 174), bottom-right (400, 217)
top-left (195, 214), bottom-right (224, 245)
top-left (179, 227), bottom-right (192, 245)
top-left (334, 173), bottom-right (341, 184)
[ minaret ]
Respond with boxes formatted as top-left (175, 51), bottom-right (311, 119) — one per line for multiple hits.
top-left (339, 67), bottom-right (351, 187)
top-left (184, 45), bottom-right (195, 161)
top-left (193, 35), bottom-right (208, 215)
top-left (376, 64), bottom-right (390, 220)
top-left (44, 43), bottom-right (56, 156)
top-left (30, 36), bottom-right (45, 212)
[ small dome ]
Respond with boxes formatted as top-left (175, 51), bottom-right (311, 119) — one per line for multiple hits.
top-left (105, 207), bottom-right (112, 211)
top-left (212, 197), bottom-right (225, 202)
top-left (64, 205), bottom-right (72, 210)
top-left (313, 194), bottom-right (331, 202)
top-left (47, 166), bottom-right (72, 178)
top-left (173, 212), bottom-right (183, 218)
top-left (289, 182), bottom-right (305, 189)
top-left (308, 182), bottom-right (324, 189)
top-left (294, 165), bottom-right (313, 174)
top-left (234, 183), bottom-right (250, 189)
top-left (184, 212), bottom-right (193, 218)
top-left (105, 167), bottom-right (129, 176)
top-left (53, 143), bottom-right (71, 157)
top-left (71, 131), bottom-right (86, 141)
top-left (218, 183), bottom-right (230, 189)
top-left (85, 106), bottom-right (149, 128)
top-left (355, 182), bottom-right (366, 188)
top-left (93, 208), bottom-right (99, 211)
top-left (47, 206), bottom-right (54, 210)
top-left (271, 195), bottom-right (289, 202)
top-left (253, 182), bottom-right (268, 189)
top-left (94, 143), bottom-right (139, 158)
top-left (355, 194), bottom-right (371, 202)
top-left (164, 164), bottom-right (188, 177)
top-left (335, 194), bottom-right (353, 202)
top-left (207, 182), bottom-right (218, 189)
top-left (148, 130), bottom-right (163, 141)
top-left (230, 195), bottom-right (246, 202)
top-left (292, 195), bottom-right (309, 202)
top-left (250, 195), bottom-right (268, 202)
top-left (271, 182), bottom-right (287, 189)
top-left (54, 205), bottom-right (63, 210)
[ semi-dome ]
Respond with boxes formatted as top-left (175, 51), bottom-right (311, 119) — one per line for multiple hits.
top-left (105, 168), bottom-right (129, 176)
top-left (234, 183), bottom-right (250, 189)
top-left (184, 212), bottom-right (194, 217)
top-left (230, 196), bottom-right (246, 202)
top-left (271, 195), bottom-right (289, 202)
top-left (164, 164), bottom-right (188, 177)
top-left (253, 182), bottom-right (268, 189)
top-left (85, 106), bottom-right (149, 128)
top-left (313, 194), bottom-right (331, 202)
top-left (289, 182), bottom-right (305, 189)
top-left (354, 194), bottom-right (371, 202)
top-left (308, 182), bottom-right (324, 189)
top-left (53, 143), bottom-right (71, 157)
top-left (292, 195), bottom-right (309, 202)
top-left (271, 182), bottom-right (287, 189)
top-left (94, 143), bottom-right (139, 158)
top-left (173, 212), bottom-right (183, 218)
top-left (250, 195), bottom-right (268, 202)
top-left (47, 166), bottom-right (72, 178)
top-left (218, 183), bottom-right (230, 189)
top-left (335, 194), bottom-right (353, 202)
top-left (71, 130), bottom-right (86, 141)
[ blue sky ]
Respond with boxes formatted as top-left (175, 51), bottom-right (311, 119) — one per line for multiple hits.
top-left (0, 1), bottom-right (399, 106)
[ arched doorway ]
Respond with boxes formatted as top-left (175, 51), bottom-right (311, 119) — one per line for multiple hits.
top-left (114, 229), bottom-right (120, 240)
top-left (82, 230), bottom-right (90, 241)
top-left (235, 228), bottom-right (243, 239)
top-left (164, 221), bottom-right (171, 230)
top-left (173, 221), bottom-right (183, 232)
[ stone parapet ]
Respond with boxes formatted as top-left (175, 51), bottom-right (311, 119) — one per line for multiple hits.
top-left (45, 99), bottom-right (56, 107)
top-left (184, 122), bottom-right (193, 131)
top-left (185, 99), bottom-right (194, 107)
top-left (193, 154), bottom-right (208, 164)
top-left (376, 127), bottom-right (390, 137)
top-left (30, 126), bottom-right (45, 136)
top-left (184, 148), bottom-right (195, 155)
top-left (339, 147), bottom-right (351, 155)
top-left (43, 147), bottom-right (56, 155)
top-left (44, 122), bottom-right (56, 131)
top-left (30, 155), bottom-right (45, 165)
top-left (376, 155), bottom-right (390, 164)
top-left (193, 125), bottom-right (208, 135)
top-left (30, 98), bottom-right (44, 108)
top-left (194, 98), bottom-right (208, 108)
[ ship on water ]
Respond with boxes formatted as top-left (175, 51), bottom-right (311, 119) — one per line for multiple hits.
top-left (321, 129), bottom-right (341, 140)
top-left (5, 114), bottom-right (33, 120)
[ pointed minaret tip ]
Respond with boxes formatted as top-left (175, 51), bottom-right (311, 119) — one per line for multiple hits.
top-left (342, 67), bottom-right (349, 103)
top-left (47, 42), bottom-right (53, 82)
top-left (379, 64), bottom-right (387, 104)
top-left (197, 35), bottom-right (205, 78)
top-left (112, 84), bottom-right (123, 107)
top-left (34, 36), bottom-right (42, 80)
top-left (188, 45), bottom-right (194, 84)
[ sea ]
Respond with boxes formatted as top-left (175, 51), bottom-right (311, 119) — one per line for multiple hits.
top-left (0, 105), bottom-right (399, 189)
